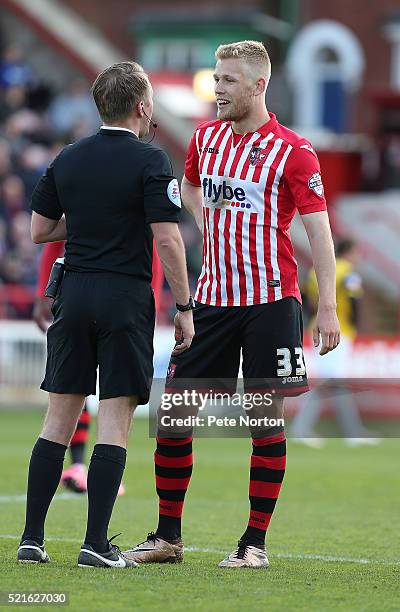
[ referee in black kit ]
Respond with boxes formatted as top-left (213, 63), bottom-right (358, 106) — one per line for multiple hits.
top-left (17, 62), bottom-right (194, 569)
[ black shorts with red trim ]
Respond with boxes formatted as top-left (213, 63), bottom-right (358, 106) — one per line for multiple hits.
top-left (166, 297), bottom-right (308, 396)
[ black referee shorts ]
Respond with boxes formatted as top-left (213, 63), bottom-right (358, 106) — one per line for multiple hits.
top-left (41, 271), bottom-right (155, 404)
top-left (166, 297), bottom-right (308, 396)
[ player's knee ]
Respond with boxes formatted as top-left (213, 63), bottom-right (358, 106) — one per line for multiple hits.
top-left (244, 395), bottom-right (285, 438)
top-left (41, 418), bottom-right (76, 446)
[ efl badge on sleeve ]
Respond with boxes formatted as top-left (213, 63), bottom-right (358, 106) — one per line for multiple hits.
top-left (308, 172), bottom-right (324, 197)
top-left (167, 178), bottom-right (182, 207)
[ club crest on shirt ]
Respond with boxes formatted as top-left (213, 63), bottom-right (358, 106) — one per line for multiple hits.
top-left (308, 172), bottom-right (324, 197)
top-left (166, 363), bottom-right (177, 383)
top-left (249, 146), bottom-right (268, 166)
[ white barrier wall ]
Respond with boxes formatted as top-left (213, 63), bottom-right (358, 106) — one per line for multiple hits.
top-left (0, 322), bottom-right (176, 407)
top-left (0, 321), bottom-right (47, 405)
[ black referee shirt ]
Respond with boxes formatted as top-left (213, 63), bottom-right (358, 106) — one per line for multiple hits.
top-left (31, 127), bottom-right (181, 281)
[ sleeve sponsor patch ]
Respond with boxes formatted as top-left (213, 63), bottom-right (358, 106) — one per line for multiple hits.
top-left (308, 172), bottom-right (324, 197)
top-left (167, 178), bottom-right (181, 208)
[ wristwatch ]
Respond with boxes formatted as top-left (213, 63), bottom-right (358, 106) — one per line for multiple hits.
top-left (176, 296), bottom-right (195, 312)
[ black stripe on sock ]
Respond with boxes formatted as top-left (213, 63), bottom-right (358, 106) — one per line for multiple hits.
top-left (156, 488), bottom-right (186, 501)
top-left (252, 440), bottom-right (286, 457)
top-left (156, 443), bottom-right (192, 458)
top-left (249, 496), bottom-right (278, 514)
top-left (155, 465), bottom-right (193, 478)
top-left (250, 467), bottom-right (285, 483)
top-left (239, 526), bottom-right (266, 547)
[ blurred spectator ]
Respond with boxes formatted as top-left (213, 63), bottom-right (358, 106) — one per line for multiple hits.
top-left (0, 45), bottom-right (35, 90)
top-left (17, 143), bottom-right (52, 196)
top-left (0, 138), bottom-right (11, 178)
top-left (48, 79), bottom-right (99, 137)
top-left (0, 174), bottom-right (27, 220)
top-left (0, 217), bottom-right (6, 258)
top-left (8, 211), bottom-right (38, 284)
top-left (0, 45), bottom-right (45, 316)
top-left (0, 46), bottom-right (36, 122)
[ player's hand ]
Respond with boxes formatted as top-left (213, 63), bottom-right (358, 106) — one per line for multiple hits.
top-left (172, 311), bottom-right (195, 354)
top-left (33, 296), bottom-right (52, 333)
top-left (313, 305), bottom-right (340, 356)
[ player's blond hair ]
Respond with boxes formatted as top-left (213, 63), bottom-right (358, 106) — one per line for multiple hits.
top-left (215, 40), bottom-right (271, 82)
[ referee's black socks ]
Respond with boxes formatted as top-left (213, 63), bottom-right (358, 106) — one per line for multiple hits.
top-left (21, 437), bottom-right (67, 545)
top-left (84, 444), bottom-right (126, 553)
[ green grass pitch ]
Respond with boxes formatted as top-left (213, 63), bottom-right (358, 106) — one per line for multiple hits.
top-left (0, 410), bottom-right (399, 611)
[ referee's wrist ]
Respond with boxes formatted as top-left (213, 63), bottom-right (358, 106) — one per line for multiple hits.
top-left (176, 296), bottom-right (195, 312)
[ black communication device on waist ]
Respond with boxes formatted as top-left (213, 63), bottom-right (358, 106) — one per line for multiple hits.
top-left (45, 257), bottom-right (65, 299)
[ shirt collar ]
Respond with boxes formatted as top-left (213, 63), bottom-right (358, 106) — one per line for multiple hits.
top-left (254, 112), bottom-right (278, 136)
top-left (100, 125), bottom-right (138, 138)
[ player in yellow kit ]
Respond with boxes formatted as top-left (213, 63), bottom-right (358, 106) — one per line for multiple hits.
top-left (291, 238), bottom-right (379, 446)
top-left (305, 238), bottom-right (362, 341)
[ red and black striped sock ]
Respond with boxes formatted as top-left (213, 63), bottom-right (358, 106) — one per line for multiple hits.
top-left (155, 434), bottom-right (193, 541)
top-left (69, 404), bottom-right (91, 465)
top-left (240, 431), bottom-right (286, 548)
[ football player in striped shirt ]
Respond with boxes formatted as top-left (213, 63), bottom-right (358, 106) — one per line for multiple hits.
top-left (124, 40), bottom-right (340, 568)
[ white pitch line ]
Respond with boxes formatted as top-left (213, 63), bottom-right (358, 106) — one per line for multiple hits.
top-left (186, 547), bottom-right (400, 566)
top-left (274, 552), bottom-right (400, 565)
top-left (0, 535), bottom-right (398, 566)
top-left (0, 492), bottom-right (81, 503)
top-left (0, 534), bottom-right (83, 544)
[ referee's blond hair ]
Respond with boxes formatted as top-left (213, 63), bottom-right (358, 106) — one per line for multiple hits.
top-left (215, 41), bottom-right (271, 84)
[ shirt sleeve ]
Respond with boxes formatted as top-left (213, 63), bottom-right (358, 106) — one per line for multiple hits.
top-left (184, 131), bottom-right (201, 186)
top-left (143, 149), bottom-right (181, 224)
top-left (30, 162), bottom-right (63, 220)
top-left (285, 141), bottom-right (327, 215)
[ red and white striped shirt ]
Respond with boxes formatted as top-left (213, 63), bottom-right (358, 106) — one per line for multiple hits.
top-left (184, 113), bottom-right (327, 307)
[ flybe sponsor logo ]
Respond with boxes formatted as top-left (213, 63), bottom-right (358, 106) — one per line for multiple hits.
top-left (202, 178), bottom-right (252, 209)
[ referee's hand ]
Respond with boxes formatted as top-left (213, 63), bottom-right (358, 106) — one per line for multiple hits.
top-left (33, 296), bottom-right (52, 333)
top-left (172, 311), bottom-right (195, 355)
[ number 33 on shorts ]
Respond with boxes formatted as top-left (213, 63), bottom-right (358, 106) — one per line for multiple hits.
top-left (276, 347), bottom-right (306, 377)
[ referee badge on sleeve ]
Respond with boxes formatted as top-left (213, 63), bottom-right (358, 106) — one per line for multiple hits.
top-left (167, 178), bottom-right (182, 207)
